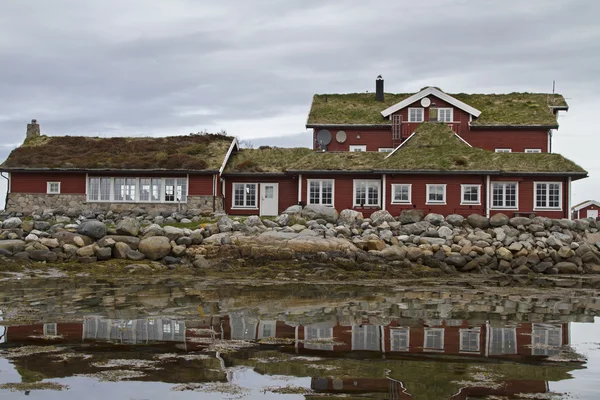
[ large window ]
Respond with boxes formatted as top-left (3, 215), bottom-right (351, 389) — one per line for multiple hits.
top-left (87, 177), bottom-right (187, 203)
top-left (426, 184), bottom-right (446, 204)
top-left (308, 179), bottom-right (334, 206)
top-left (532, 324), bottom-right (562, 356)
top-left (352, 325), bottom-right (380, 351)
top-left (390, 328), bottom-right (410, 351)
top-left (438, 108), bottom-right (453, 122)
top-left (461, 184), bottom-right (480, 205)
top-left (408, 107), bottom-right (424, 122)
top-left (233, 183), bottom-right (257, 208)
top-left (391, 184), bottom-right (411, 204)
top-left (492, 182), bottom-right (518, 209)
top-left (354, 180), bottom-right (381, 207)
top-left (535, 182), bottom-right (561, 210)
top-left (460, 328), bottom-right (481, 353)
top-left (489, 327), bottom-right (517, 355)
top-left (424, 328), bottom-right (444, 351)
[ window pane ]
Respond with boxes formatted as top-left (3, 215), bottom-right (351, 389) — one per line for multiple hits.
top-left (151, 178), bottom-right (161, 201)
top-left (355, 182), bottom-right (366, 205)
top-left (234, 184), bottom-right (244, 207)
top-left (176, 178), bottom-right (187, 202)
top-left (140, 178), bottom-right (150, 201)
top-left (89, 178), bottom-right (99, 200)
top-left (165, 178), bottom-right (175, 202)
top-left (463, 185), bottom-right (479, 203)
top-left (114, 178), bottom-right (124, 201)
top-left (367, 183), bottom-right (378, 206)
top-left (309, 181), bottom-right (320, 205)
top-left (322, 181), bottom-right (333, 205)
top-left (393, 184), bottom-right (409, 202)
top-left (549, 183), bottom-right (560, 208)
top-left (246, 184), bottom-right (256, 207)
top-left (506, 183), bottom-right (516, 207)
top-left (124, 178), bottom-right (136, 201)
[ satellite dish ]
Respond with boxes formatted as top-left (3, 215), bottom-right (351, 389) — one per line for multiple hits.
top-left (421, 97), bottom-right (431, 107)
top-left (336, 130), bottom-right (347, 143)
top-left (316, 129), bottom-right (332, 145)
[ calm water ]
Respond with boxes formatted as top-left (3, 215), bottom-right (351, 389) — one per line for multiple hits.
top-left (0, 277), bottom-right (599, 399)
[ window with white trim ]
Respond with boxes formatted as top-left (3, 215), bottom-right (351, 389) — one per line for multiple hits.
top-left (495, 148), bottom-right (512, 153)
top-left (438, 108), bottom-right (453, 122)
top-left (532, 324), bottom-right (562, 356)
top-left (424, 328), bottom-right (444, 351)
top-left (461, 184), bottom-right (480, 205)
top-left (43, 323), bottom-right (57, 336)
top-left (165, 178), bottom-right (187, 202)
top-left (391, 184), bottom-right (411, 204)
top-left (349, 145), bottom-right (366, 152)
top-left (304, 326), bottom-right (334, 351)
top-left (114, 178), bottom-right (136, 202)
top-left (352, 325), bottom-right (380, 351)
top-left (489, 327), bottom-right (517, 355)
top-left (459, 328), bottom-right (481, 353)
top-left (535, 182), bottom-right (561, 209)
top-left (426, 184), bottom-right (446, 204)
top-left (378, 147), bottom-right (394, 152)
top-left (354, 180), bottom-right (380, 207)
top-left (390, 327), bottom-right (410, 351)
top-left (525, 148), bottom-right (542, 153)
top-left (492, 182), bottom-right (518, 208)
top-left (87, 177), bottom-right (186, 203)
top-left (408, 107), bottom-right (424, 122)
top-left (47, 182), bottom-right (60, 194)
top-left (308, 179), bottom-right (334, 206)
top-left (233, 183), bottom-right (257, 208)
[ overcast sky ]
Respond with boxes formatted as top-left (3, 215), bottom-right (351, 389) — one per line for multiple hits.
top-left (1, 0), bottom-right (599, 208)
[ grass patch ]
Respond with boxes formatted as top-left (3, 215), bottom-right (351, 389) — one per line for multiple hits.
top-left (307, 90), bottom-right (566, 126)
top-left (0, 382), bottom-right (68, 391)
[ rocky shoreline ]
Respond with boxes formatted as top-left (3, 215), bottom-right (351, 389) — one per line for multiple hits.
top-left (1, 205), bottom-right (600, 276)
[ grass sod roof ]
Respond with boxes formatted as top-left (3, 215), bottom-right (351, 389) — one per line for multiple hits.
top-left (307, 91), bottom-right (567, 126)
top-left (1, 133), bottom-right (234, 171)
top-left (224, 123), bottom-right (586, 175)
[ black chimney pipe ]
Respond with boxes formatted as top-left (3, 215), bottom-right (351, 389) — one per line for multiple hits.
top-left (375, 75), bottom-right (384, 102)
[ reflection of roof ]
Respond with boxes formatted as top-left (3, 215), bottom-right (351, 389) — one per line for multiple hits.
top-left (571, 200), bottom-right (600, 211)
top-left (307, 88), bottom-right (567, 127)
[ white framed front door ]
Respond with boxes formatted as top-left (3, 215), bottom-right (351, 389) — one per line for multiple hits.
top-left (587, 209), bottom-right (598, 219)
top-left (260, 183), bottom-right (279, 216)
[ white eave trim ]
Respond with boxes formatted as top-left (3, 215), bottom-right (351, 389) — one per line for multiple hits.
top-left (385, 132), bottom-right (417, 159)
top-left (571, 200), bottom-right (600, 212)
top-left (219, 138), bottom-right (240, 174)
top-left (380, 87), bottom-right (482, 118)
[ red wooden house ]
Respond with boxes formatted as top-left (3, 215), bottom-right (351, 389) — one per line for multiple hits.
top-left (571, 200), bottom-right (600, 220)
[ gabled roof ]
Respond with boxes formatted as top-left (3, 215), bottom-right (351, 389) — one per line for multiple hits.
top-left (572, 200), bottom-right (600, 211)
top-left (380, 87), bottom-right (481, 118)
top-left (0, 133), bottom-right (236, 172)
top-left (306, 90), bottom-right (567, 127)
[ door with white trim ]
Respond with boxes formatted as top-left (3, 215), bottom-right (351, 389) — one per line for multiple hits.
top-left (260, 183), bottom-right (279, 216)
top-left (587, 209), bottom-right (598, 219)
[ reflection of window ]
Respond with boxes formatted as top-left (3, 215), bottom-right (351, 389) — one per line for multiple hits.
top-left (258, 321), bottom-right (277, 339)
top-left (163, 323), bottom-right (171, 334)
top-left (532, 324), bottom-right (562, 356)
top-left (304, 326), bottom-right (334, 351)
top-left (230, 313), bottom-right (257, 340)
top-left (308, 180), bottom-right (334, 206)
top-left (489, 327), bottom-right (517, 355)
top-left (390, 328), bottom-right (410, 351)
top-left (43, 323), bottom-right (57, 336)
top-left (460, 328), bottom-right (481, 352)
top-left (352, 325), bottom-right (380, 351)
top-left (424, 328), bottom-right (444, 351)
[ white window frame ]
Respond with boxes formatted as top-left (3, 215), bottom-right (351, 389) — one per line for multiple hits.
top-left (488, 327), bottom-right (517, 355)
top-left (351, 324), bottom-right (381, 351)
top-left (307, 179), bottom-right (335, 207)
top-left (408, 107), bottom-right (424, 122)
top-left (390, 327), bottom-right (410, 352)
top-left (86, 177), bottom-right (188, 203)
top-left (460, 184), bottom-right (481, 205)
top-left (423, 328), bottom-right (445, 352)
top-left (304, 326), bottom-right (334, 351)
top-left (43, 323), bottom-right (57, 336)
top-left (232, 182), bottom-right (258, 209)
top-left (495, 148), bottom-right (512, 153)
top-left (438, 108), bottom-right (453, 122)
top-left (378, 147), bottom-right (394, 153)
top-left (426, 184), bottom-right (447, 205)
top-left (459, 328), bottom-right (481, 353)
top-left (349, 145), bottom-right (367, 152)
top-left (525, 148), bottom-right (542, 153)
top-left (491, 182), bottom-right (519, 210)
top-left (391, 184), bottom-right (412, 204)
top-left (46, 182), bottom-right (61, 194)
top-left (353, 179), bottom-right (381, 207)
top-left (531, 323), bottom-right (563, 356)
top-left (534, 181), bottom-right (562, 210)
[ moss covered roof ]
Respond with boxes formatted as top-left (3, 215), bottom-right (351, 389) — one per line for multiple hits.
top-left (224, 123), bottom-right (586, 176)
top-left (0, 133), bottom-right (234, 171)
top-left (307, 90), bottom-right (567, 126)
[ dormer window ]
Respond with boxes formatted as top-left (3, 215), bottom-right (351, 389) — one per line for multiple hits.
top-left (408, 108), bottom-right (424, 122)
top-left (438, 108), bottom-right (453, 122)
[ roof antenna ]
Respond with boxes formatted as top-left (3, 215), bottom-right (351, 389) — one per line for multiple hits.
top-left (552, 80), bottom-right (556, 105)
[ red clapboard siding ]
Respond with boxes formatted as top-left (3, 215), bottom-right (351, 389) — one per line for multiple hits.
top-left (575, 204), bottom-right (599, 219)
top-left (10, 172), bottom-right (86, 194)
top-left (225, 176), bottom-right (298, 215)
top-left (461, 129), bottom-right (549, 152)
top-left (188, 174), bottom-right (215, 196)
top-left (314, 128), bottom-right (394, 152)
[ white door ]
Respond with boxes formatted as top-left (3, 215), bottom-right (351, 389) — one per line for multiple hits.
top-left (587, 209), bottom-right (598, 219)
top-left (260, 183), bottom-right (279, 216)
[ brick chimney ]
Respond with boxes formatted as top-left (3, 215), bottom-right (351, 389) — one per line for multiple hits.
top-left (375, 75), bottom-right (384, 102)
top-left (26, 119), bottom-right (40, 141)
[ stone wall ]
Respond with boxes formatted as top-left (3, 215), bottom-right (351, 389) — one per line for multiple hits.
top-left (6, 193), bottom-right (224, 216)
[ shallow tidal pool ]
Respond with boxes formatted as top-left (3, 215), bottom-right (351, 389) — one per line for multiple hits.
top-left (0, 276), bottom-right (599, 399)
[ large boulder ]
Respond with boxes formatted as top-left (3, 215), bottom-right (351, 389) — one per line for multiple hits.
top-left (402, 221), bottom-right (431, 235)
top-left (0, 240), bottom-right (26, 255)
top-left (399, 209), bottom-right (424, 224)
top-left (52, 231), bottom-right (93, 247)
top-left (76, 220), bottom-right (106, 240)
top-left (370, 210), bottom-right (395, 226)
top-left (282, 205), bottom-right (302, 215)
top-left (113, 242), bottom-right (132, 259)
top-left (116, 218), bottom-right (141, 236)
top-left (490, 213), bottom-right (509, 227)
top-left (217, 216), bottom-right (234, 232)
top-left (445, 254), bottom-right (467, 268)
top-left (467, 214), bottom-right (490, 229)
top-left (104, 235), bottom-right (141, 250)
top-left (2, 217), bottom-right (22, 229)
top-left (555, 262), bottom-right (579, 274)
top-left (139, 236), bottom-right (171, 260)
top-left (338, 209), bottom-right (364, 225)
top-left (509, 217), bottom-right (532, 228)
top-left (301, 205), bottom-right (339, 223)
top-left (446, 214), bottom-right (464, 227)
top-left (163, 226), bottom-right (184, 241)
top-left (28, 249), bottom-right (58, 262)
top-left (424, 213), bottom-right (444, 226)
top-left (244, 216), bottom-right (264, 227)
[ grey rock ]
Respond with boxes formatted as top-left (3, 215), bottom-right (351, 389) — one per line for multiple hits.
top-left (338, 209), bottom-right (364, 225)
top-left (533, 262), bottom-right (552, 273)
top-left (424, 213), bottom-right (445, 226)
top-left (33, 221), bottom-right (51, 231)
top-left (399, 209), bottom-right (424, 224)
top-left (438, 226), bottom-right (454, 239)
top-left (282, 205), bottom-right (302, 215)
top-left (116, 217), bottom-right (141, 236)
top-left (76, 220), bottom-right (106, 240)
top-left (555, 219), bottom-right (576, 230)
top-left (513, 265), bottom-right (532, 275)
top-left (370, 210), bottom-right (395, 226)
top-left (245, 215), bottom-right (265, 227)
top-left (95, 247), bottom-right (113, 260)
top-left (163, 226), bottom-right (184, 241)
top-left (528, 224), bottom-right (545, 233)
top-left (28, 249), bottom-right (58, 262)
top-left (164, 256), bottom-right (181, 265)
top-left (262, 219), bottom-right (279, 228)
top-left (139, 236), bottom-right (171, 260)
top-left (508, 242), bottom-right (523, 251)
top-left (113, 242), bottom-right (131, 259)
top-left (176, 236), bottom-right (193, 246)
top-left (25, 233), bottom-right (39, 242)
top-left (405, 247), bottom-right (423, 261)
top-left (445, 214), bottom-right (464, 227)
top-left (126, 250), bottom-right (146, 261)
top-left (39, 238), bottom-right (60, 248)
top-left (172, 244), bottom-right (187, 257)
top-left (104, 235), bottom-right (141, 250)
top-left (217, 216), bottom-right (234, 232)
top-left (555, 261), bottom-right (579, 274)
top-left (96, 237), bottom-right (116, 248)
top-left (193, 255), bottom-right (211, 268)
top-left (509, 217), bottom-right (532, 228)
top-left (76, 245), bottom-right (96, 257)
top-left (490, 213), bottom-right (509, 227)
top-left (275, 214), bottom-right (291, 226)
top-left (301, 204), bottom-right (339, 223)
top-left (445, 254), bottom-right (467, 268)
top-left (190, 229), bottom-right (204, 245)
top-left (52, 231), bottom-right (94, 247)
top-left (467, 214), bottom-right (490, 229)
top-left (420, 237), bottom-right (447, 246)
top-left (403, 221), bottom-right (431, 235)
top-left (2, 217), bottom-right (22, 229)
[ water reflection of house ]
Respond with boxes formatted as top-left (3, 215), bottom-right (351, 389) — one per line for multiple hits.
top-left (3, 322), bottom-right (83, 343)
top-left (83, 318), bottom-right (186, 344)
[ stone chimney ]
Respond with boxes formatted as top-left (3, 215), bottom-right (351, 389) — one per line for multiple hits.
top-left (26, 119), bottom-right (40, 141)
top-left (375, 75), bottom-right (384, 102)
